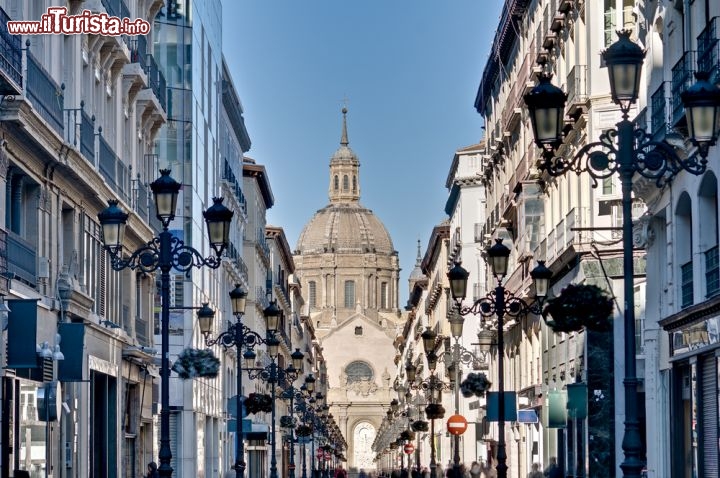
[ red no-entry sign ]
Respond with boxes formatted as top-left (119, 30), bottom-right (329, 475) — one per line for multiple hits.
top-left (447, 414), bottom-right (468, 436)
top-left (403, 443), bottom-right (415, 455)
top-left (316, 449), bottom-right (324, 459)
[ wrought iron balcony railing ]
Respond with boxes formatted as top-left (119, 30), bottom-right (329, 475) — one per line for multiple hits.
top-left (0, 5), bottom-right (22, 93)
top-left (671, 51), bottom-right (696, 125)
top-left (27, 53), bottom-right (64, 135)
top-left (698, 16), bottom-right (719, 82)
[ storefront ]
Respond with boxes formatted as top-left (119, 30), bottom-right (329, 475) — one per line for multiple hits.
top-left (662, 311), bottom-right (720, 477)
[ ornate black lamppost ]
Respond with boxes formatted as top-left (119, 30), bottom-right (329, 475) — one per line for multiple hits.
top-left (98, 169), bottom-right (233, 478)
top-left (447, 243), bottom-right (551, 478)
top-left (523, 30), bottom-right (720, 478)
top-left (405, 331), bottom-right (453, 478)
top-left (198, 284), bottom-right (269, 478)
top-left (244, 304), bottom-right (304, 478)
top-left (283, 372), bottom-right (315, 478)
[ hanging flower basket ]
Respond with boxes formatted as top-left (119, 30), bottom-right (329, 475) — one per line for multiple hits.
top-left (400, 429), bottom-right (415, 441)
top-left (460, 372), bottom-right (492, 398)
top-left (171, 348), bottom-right (220, 379)
top-left (542, 284), bottom-right (614, 333)
top-left (280, 415), bottom-right (296, 429)
top-left (411, 420), bottom-right (429, 432)
top-left (424, 403), bottom-right (445, 420)
top-left (296, 424), bottom-right (313, 437)
top-left (245, 393), bottom-right (273, 414)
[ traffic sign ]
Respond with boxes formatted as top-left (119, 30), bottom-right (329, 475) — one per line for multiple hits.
top-left (447, 414), bottom-right (468, 435)
top-left (403, 443), bottom-right (415, 454)
top-left (316, 449), bottom-right (324, 459)
top-left (324, 451), bottom-right (331, 461)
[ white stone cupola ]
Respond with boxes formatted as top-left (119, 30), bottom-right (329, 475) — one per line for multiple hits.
top-left (328, 107), bottom-right (361, 204)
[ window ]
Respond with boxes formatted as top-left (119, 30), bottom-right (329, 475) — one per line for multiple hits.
top-left (345, 361), bottom-right (373, 383)
top-left (353, 176), bottom-right (357, 191)
top-left (676, 192), bottom-right (693, 308)
top-left (602, 177), bottom-right (614, 195)
top-left (354, 326), bottom-right (363, 336)
top-left (699, 173), bottom-right (719, 298)
top-left (334, 175), bottom-right (339, 190)
top-left (344, 280), bottom-right (355, 308)
top-left (343, 175), bottom-right (349, 191)
top-left (380, 282), bottom-right (388, 309)
top-left (604, 0), bottom-right (616, 47)
top-left (309, 281), bottom-right (317, 308)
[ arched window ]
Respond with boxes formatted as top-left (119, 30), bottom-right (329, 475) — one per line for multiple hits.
top-left (345, 361), bottom-right (373, 383)
top-left (308, 281), bottom-right (317, 308)
top-left (699, 173), bottom-right (719, 297)
top-left (380, 282), bottom-right (388, 309)
top-left (334, 175), bottom-right (339, 190)
top-left (353, 175), bottom-right (357, 192)
top-left (344, 280), bottom-right (355, 308)
top-left (676, 192), bottom-right (693, 308)
top-left (343, 175), bottom-right (349, 190)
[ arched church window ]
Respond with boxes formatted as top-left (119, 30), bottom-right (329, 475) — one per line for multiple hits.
top-left (343, 175), bottom-right (349, 190)
top-left (676, 192), bottom-right (693, 308)
top-left (345, 361), bottom-right (373, 383)
top-left (334, 175), bottom-right (339, 190)
top-left (353, 175), bottom-right (357, 191)
top-left (344, 280), bottom-right (355, 308)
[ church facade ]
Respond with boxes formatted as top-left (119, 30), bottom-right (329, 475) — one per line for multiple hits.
top-left (293, 109), bottom-right (404, 472)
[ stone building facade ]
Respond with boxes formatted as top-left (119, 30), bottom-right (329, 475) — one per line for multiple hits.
top-left (293, 109), bottom-right (403, 472)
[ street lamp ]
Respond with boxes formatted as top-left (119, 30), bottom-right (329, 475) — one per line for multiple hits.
top-left (199, 284), bottom-right (269, 478)
top-left (448, 243), bottom-right (550, 478)
top-left (98, 169), bottom-right (233, 478)
top-left (524, 30), bottom-right (720, 478)
top-left (443, 316), bottom-right (486, 478)
top-left (245, 303), bottom-right (304, 478)
top-left (409, 330), bottom-right (452, 477)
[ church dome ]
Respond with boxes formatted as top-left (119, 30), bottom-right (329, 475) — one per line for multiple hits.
top-left (296, 203), bottom-right (395, 255)
top-left (296, 108), bottom-right (395, 256)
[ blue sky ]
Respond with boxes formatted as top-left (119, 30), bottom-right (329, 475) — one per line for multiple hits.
top-left (223, 1), bottom-right (504, 305)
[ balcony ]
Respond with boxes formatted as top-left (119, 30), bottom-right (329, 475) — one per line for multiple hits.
top-left (565, 65), bottom-right (588, 119)
top-left (0, 6), bottom-right (22, 94)
top-left (145, 54), bottom-right (166, 112)
top-left (99, 135), bottom-right (131, 204)
top-left (474, 223), bottom-right (484, 243)
top-left (222, 158), bottom-right (247, 214)
top-left (697, 16), bottom-right (719, 82)
top-left (123, 35), bottom-right (149, 102)
top-left (650, 82), bottom-right (670, 140)
top-left (671, 51), bottom-right (696, 126)
top-left (64, 105), bottom-right (96, 163)
top-left (27, 53), bottom-right (64, 136)
top-left (255, 228), bottom-right (270, 265)
top-left (6, 230), bottom-right (37, 287)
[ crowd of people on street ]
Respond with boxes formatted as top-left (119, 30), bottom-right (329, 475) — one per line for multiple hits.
top-left (342, 456), bottom-right (562, 478)
top-left (141, 455), bottom-right (563, 478)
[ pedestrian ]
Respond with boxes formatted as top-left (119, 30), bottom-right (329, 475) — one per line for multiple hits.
top-left (470, 461), bottom-right (482, 478)
top-left (146, 462), bottom-right (159, 478)
top-left (528, 463), bottom-right (543, 478)
top-left (543, 457), bottom-right (562, 478)
top-left (334, 464), bottom-right (348, 478)
top-left (359, 469), bottom-right (368, 478)
top-left (422, 466), bottom-right (431, 478)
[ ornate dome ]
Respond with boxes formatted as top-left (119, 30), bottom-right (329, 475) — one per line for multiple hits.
top-left (296, 108), bottom-right (395, 256)
top-left (296, 203), bottom-right (395, 255)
